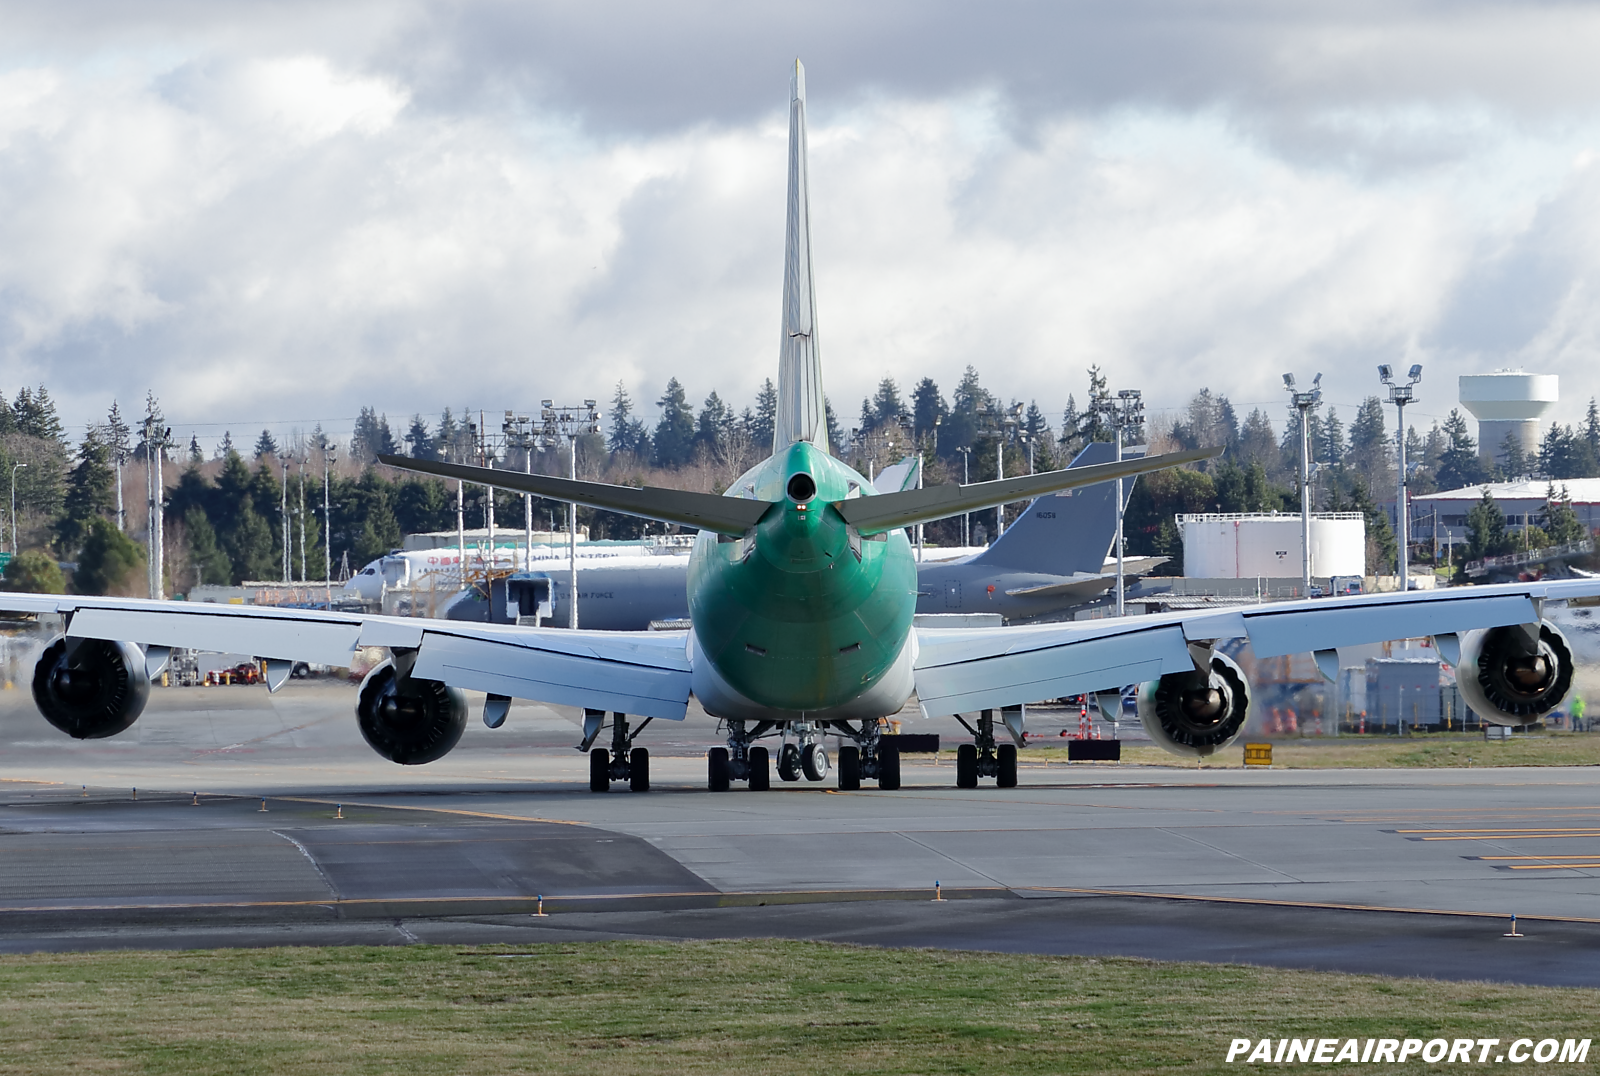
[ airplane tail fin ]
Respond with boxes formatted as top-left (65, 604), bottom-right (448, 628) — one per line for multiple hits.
top-left (971, 442), bottom-right (1143, 574)
top-left (774, 59), bottom-right (829, 454)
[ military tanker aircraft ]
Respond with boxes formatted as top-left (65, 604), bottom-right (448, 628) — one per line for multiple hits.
top-left (7, 62), bottom-right (1595, 794)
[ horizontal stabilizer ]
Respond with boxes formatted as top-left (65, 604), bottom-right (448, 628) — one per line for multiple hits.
top-left (1004, 575), bottom-right (1116, 601)
top-left (835, 445), bottom-right (1223, 535)
top-left (377, 456), bottom-right (773, 537)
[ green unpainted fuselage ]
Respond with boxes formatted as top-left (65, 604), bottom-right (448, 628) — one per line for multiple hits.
top-left (688, 442), bottom-right (916, 712)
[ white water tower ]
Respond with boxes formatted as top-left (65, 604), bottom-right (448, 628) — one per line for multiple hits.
top-left (1458, 370), bottom-right (1558, 469)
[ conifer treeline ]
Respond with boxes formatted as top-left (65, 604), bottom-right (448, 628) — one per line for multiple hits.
top-left (9, 370), bottom-right (1600, 594)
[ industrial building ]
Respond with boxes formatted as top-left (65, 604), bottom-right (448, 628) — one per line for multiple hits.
top-left (1410, 479), bottom-right (1600, 545)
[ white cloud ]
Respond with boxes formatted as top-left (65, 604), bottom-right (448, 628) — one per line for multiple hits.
top-left (3, 4), bottom-right (1600, 448)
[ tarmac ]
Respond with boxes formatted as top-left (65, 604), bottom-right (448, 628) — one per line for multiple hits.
top-left (4, 673), bottom-right (1600, 985)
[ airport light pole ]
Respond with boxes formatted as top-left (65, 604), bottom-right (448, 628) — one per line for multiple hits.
top-left (1284, 372), bottom-right (1323, 596)
top-left (280, 455), bottom-right (290, 584)
top-left (1380, 363), bottom-right (1423, 593)
top-left (1091, 388), bottom-right (1144, 617)
top-left (142, 414), bottom-right (171, 600)
top-left (298, 456), bottom-right (308, 583)
top-left (322, 441), bottom-right (337, 609)
top-left (541, 400), bottom-right (602, 628)
top-left (955, 446), bottom-right (972, 546)
top-left (503, 412), bottom-right (536, 572)
top-left (10, 462), bottom-right (26, 554)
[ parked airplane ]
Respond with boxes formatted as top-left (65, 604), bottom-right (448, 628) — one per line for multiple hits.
top-left (8, 62), bottom-right (1590, 796)
top-left (483, 440), bottom-right (1152, 630)
top-left (343, 541), bottom-right (689, 602)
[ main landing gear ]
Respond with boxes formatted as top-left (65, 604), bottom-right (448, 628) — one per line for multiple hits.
top-left (954, 708), bottom-right (1018, 789)
top-left (579, 709), bottom-right (652, 792)
top-left (834, 719), bottom-right (899, 792)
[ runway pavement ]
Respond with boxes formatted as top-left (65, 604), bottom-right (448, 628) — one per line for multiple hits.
top-left (4, 671), bottom-right (1600, 985)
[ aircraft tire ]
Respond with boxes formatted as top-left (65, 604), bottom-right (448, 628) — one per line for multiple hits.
top-left (956, 744), bottom-right (978, 788)
top-left (802, 743), bottom-right (830, 782)
top-left (629, 747), bottom-right (650, 793)
top-left (878, 744), bottom-right (901, 791)
top-left (778, 743), bottom-right (801, 782)
top-left (748, 746), bottom-right (770, 790)
top-left (589, 748), bottom-right (610, 792)
top-left (708, 747), bottom-right (731, 792)
top-left (997, 744), bottom-right (1018, 788)
top-left (838, 746), bottom-right (861, 791)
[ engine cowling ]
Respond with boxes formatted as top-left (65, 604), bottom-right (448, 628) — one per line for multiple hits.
top-left (1456, 621), bottom-right (1573, 727)
top-left (356, 660), bottom-right (468, 764)
top-left (1136, 651), bottom-right (1251, 757)
top-left (32, 637), bottom-right (150, 739)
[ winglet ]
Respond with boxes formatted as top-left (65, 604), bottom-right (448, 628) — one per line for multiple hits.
top-left (775, 58), bottom-right (829, 453)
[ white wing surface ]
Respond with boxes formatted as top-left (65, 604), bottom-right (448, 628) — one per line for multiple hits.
top-left (0, 595), bottom-right (692, 721)
top-left (913, 579), bottom-right (1600, 717)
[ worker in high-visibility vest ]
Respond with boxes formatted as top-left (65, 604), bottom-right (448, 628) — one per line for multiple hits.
top-left (1572, 694), bottom-right (1587, 733)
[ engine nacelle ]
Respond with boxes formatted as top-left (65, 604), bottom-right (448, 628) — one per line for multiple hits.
top-left (356, 660), bottom-right (468, 764)
top-left (1456, 621), bottom-right (1574, 727)
top-left (32, 637), bottom-right (150, 739)
top-left (1136, 651), bottom-right (1251, 758)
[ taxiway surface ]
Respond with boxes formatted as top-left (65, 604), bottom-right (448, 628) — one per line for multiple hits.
top-left (4, 674), bottom-right (1600, 984)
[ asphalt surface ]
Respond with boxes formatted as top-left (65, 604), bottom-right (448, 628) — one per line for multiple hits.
top-left (4, 656), bottom-right (1600, 985)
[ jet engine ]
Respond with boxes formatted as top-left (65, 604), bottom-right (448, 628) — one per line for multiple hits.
top-left (1136, 651), bottom-right (1251, 757)
top-left (32, 637), bottom-right (150, 739)
top-left (1455, 621), bottom-right (1573, 727)
top-left (356, 659), bottom-right (468, 764)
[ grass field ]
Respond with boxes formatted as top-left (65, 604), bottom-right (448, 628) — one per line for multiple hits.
top-left (1007, 731), bottom-right (1600, 769)
top-left (0, 940), bottom-right (1594, 1075)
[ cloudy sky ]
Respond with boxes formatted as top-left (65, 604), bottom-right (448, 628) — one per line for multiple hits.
top-left (5, 1), bottom-right (1600, 448)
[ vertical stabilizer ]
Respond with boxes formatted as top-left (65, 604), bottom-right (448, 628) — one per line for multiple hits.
top-left (775, 59), bottom-right (829, 453)
top-left (971, 442), bottom-right (1144, 574)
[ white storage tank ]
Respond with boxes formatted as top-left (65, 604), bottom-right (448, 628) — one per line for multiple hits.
top-left (1178, 513), bottom-right (1366, 579)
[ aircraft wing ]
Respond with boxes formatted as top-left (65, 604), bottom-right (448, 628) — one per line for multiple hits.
top-left (836, 445), bottom-right (1222, 535)
top-left (377, 455), bottom-right (771, 538)
top-left (0, 595), bottom-right (693, 721)
top-left (912, 578), bottom-right (1600, 717)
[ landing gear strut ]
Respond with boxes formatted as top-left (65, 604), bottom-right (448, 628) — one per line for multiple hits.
top-left (954, 709), bottom-right (1017, 788)
top-left (709, 719), bottom-right (776, 791)
top-left (579, 709), bottom-right (652, 792)
top-left (831, 719), bottom-right (900, 791)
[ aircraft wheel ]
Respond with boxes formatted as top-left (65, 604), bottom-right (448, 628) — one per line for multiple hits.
top-left (748, 746), bottom-right (770, 790)
top-left (997, 743), bottom-right (1018, 788)
top-left (878, 743), bottom-right (901, 791)
top-left (589, 748), bottom-right (610, 792)
top-left (802, 743), bottom-right (830, 782)
top-left (708, 747), bottom-right (731, 792)
top-left (629, 747), bottom-right (650, 793)
top-left (956, 744), bottom-right (978, 789)
top-left (837, 746), bottom-right (861, 791)
top-left (778, 743), bottom-right (801, 782)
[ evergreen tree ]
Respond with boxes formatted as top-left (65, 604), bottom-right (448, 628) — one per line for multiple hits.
top-left (0, 389), bottom-right (13, 435)
top-left (696, 391), bottom-right (733, 455)
top-left (1079, 366), bottom-right (1112, 443)
top-left (1346, 397), bottom-right (1389, 490)
top-left (350, 408), bottom-right (398, 463)
top-left (1434, 409), bottom-right (1484, 491)
top-left (2, 549), bottom-right (65, 593)
top-left (436, 409), bottom-right (461, 462)
top-left (217, 431), bottom-right (235, 458)
top-left (1237, 408), bottom-right (1279, 474)
top-left (751, 379), bottom-right (778, 450)
top-left (824, 396), bottom-right (844, 453)
top-left (183, 507), bottom-right (231, 585)
top-left (1345, 479), bottom-right (1399, 575)
top-left (253, 429), bottom-right (279, 458)
top-left (608, 382), bottom-right (639, 455)
top-left (652, 379), bottom-right (696, 467)
top-left (104, 401), bottom-right (132, 463)
top-left (1059, 395), bottom-right (1083, 458)
top-left (1501, 429), bottom-right (1530, 479)
top-left (1540, 484), bottom-right (1588, 545)
top-left (1466, 488), bottom-right (1514, 561)
top-left (911, 378), bottom-right (946, 445)
top-left (1585, 398), bottom-right (1600, 464)
top-left (1320, 408), bottom-right (1345, 467)
top-left (55, 429), bottom-right (115, 555)
top-left (72, 517), bottom-right (145, 595)
top-left (1217, 396), bottom-right (1240, 450)
top-left (14, 385), bottom-right (66, 447)
top-left (1023, 401), bottom-right (1053, 470)
top-left (223, 499), bottom-right (275, 582)
top-left (868, 377), bottom-right (907, 430)
top-left (188, 435), bottom-right (203, 463)
top-left (404, 414), bottom-right (437, 460)
top-left (134, 391), bottom-right (166, 459)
